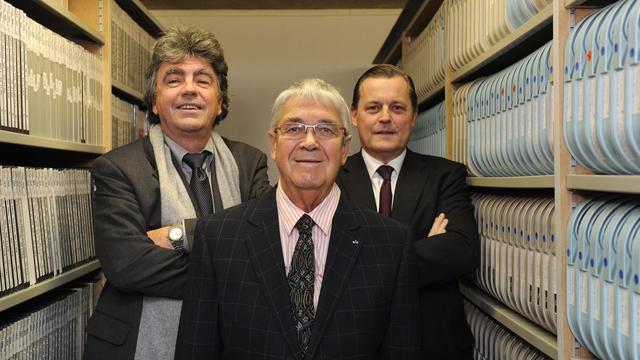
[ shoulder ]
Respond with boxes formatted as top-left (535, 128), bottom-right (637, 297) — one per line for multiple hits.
top-left (92, 138), bottom-right (152, 176)
top-left (222, 136), bottom-right (266, 160)
top-left (404, 151), bottom-right (466, 176)
top-left (197, 188), bottom-right (274, 232)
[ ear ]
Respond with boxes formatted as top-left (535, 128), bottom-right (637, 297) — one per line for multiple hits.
top-left (411, 111), bottom-right (417, 128)
top-left (350, 107), bottom-right (358, 128)
top-left (152, 103), bottom-right (158, 115)
top-left (268, 130), bottom-right (278, 161)
top-left (340, 134), bottom-right (352, 165)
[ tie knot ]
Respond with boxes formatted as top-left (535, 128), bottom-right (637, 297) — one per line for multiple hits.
top-left (295, 214), bottom-right (314, 234)
top-left (183, 152), bottom-right (209, 170)
top-left (376, 165), bottom-right (393, 181)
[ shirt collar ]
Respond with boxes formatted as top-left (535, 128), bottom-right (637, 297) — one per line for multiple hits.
top-left (276, 183), bottom-right (341, 237)
top-left (164, 133), bottom-right (215, 166)
top-left (361, 148), bottom-right (406, 180)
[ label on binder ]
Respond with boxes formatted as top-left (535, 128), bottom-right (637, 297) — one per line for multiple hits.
top-left (582, 272), bottom-right (589, 314)
top-left (578, 81), bottom-right (584, 122)
top-left (594, 277), bottom-right (601, 320)
top-left (635, 66), bottom-right (640, 114)
top-left (603, 74), bottom-right (610, 118)
top-left (623, 292), bottom-right (630, 336)
top-left (608, 282), bottom-right (615, 329)
top-left (569, 267), bottom-right (575, 305)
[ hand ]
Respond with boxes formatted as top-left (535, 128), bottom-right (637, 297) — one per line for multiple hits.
top-left (427, 213), bottom-right (448, 237)
top-left (147, 226), bottom-right (173, 249)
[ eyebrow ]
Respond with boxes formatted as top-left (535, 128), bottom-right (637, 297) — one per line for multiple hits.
top-left (162, 67), bottom-right (215, 79)
top-left (283, 117), bottom-right (339, 124)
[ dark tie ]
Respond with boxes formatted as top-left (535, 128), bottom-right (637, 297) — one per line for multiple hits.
top-left (377, 165), bottom-right (393, 217)
top-left (183, 152), bottom-right (214, 216)
top-left (288, 214), bottom-right (315, 354)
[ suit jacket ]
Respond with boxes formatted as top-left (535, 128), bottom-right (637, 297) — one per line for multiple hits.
top-left (175, 188), bottom-right (421, 360)
top-left (336, 150), bottom-right (480, 359)
top-left (84, 136), bottom-right (271, 360)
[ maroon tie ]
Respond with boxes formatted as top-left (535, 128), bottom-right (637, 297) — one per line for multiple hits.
top-left (376, 165), bottom-right (393, 217)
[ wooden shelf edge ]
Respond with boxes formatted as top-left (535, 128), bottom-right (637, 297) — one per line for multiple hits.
top-left (460, 282), bottom-right (558, 359)
top-left (467, 175), bottom-right (554, 188)
top-left (565, 0), bottom-right (587, 7)
top-left (0, 260), bottom-right (101, 312)
top-left (373, 0), bottom-right (443, 64)
top-left (34, 0), bottom-right (105, 45)
top-left (566, 174), bottom-right (640, 194)
top-left (451, 4), bottom-right (553, 82)
top-left (0, 130), bottom-right (105, 154)
top-left (112, 80), bottom-right (146, 107)
top-left (418, 81), bottom-right (445, 107)
top-left (114, 0), bottom-right (165, 37)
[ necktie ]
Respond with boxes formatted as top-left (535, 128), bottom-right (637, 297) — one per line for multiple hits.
top-left (288, 214), bottom-right (315, 354)
top-left (377, 165), bottom-right (393, 217)
top-left (183, 152), bottom-right (214, 216)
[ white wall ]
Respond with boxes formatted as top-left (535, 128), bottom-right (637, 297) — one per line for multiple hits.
top-left (152, 9), bottom-right (400, 183)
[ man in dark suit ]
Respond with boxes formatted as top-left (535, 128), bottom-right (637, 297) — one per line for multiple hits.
top-left (84, 27), bottom-right (270, 360)
top-left (176, 78), bottom-right (421, 360)
top-left (336, 64), bottom-right (479, 359)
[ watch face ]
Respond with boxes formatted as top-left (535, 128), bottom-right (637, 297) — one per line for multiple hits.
top-left (169, 227), bottom-right (183, 241)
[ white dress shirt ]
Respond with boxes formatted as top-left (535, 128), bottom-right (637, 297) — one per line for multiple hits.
top-left (360, 149), bottom-right (407, 212)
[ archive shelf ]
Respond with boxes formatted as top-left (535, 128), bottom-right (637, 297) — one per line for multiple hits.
top-left (418, 81), bottom-right (444, 108)
top-left (0, 130), bottom-right (105, 154)
top-left (0, 260), bottom-right (101, 312)
top-left (566, 175), bottom-right (640, 195)
top-left (5, 0), bottom-right (104, 46)
top-left (460, 282), bottom-right (558, 360)
top-left (450, 3), bottom-right (553, 83)
top-left (113, 0), bottom-right (165, 37)
top-left (112, 79), bottom-right (146, 108)
top-left (467, 175), bottom-right (555, 189)
top-left (375, 0), bottom-right (625, 358)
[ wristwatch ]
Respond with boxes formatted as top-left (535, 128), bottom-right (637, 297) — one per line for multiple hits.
top-left (168, 224), bottom-right (186, 254)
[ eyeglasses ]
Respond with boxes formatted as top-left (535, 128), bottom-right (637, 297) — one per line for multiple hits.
top-left (275, 122), bottom-right (346, 140)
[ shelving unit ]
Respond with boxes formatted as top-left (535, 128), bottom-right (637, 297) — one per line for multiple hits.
top-left (376, 0), bottom-right (635, 358)
top-left (0, 260), bottom-right (101, 312)
top-left (460, 282), bottom-right (558, 359)
top-left (0, 1), bottom-right (161, 355)
top-left (112, 79), bottom-right (146, 108)
top-left (467, 175), bottom-right (554, 189)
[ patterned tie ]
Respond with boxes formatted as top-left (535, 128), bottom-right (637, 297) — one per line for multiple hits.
top-left (288, 214), bottom-right (315, 354)
top-left (377, 165), bottom-right (393, 217)
top-left (183, 152), bottom-right (214, 216)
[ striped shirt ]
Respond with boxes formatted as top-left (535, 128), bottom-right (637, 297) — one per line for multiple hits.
top-left (276, 183), bottom-right (341, 309)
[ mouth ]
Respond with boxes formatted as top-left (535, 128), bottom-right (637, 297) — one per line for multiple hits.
top-left (374, 130), bottom-right (397, 135)
top-left (176, 103), bottom-right (203, 110)
top-left (295, 159), bottom-right (323, 164)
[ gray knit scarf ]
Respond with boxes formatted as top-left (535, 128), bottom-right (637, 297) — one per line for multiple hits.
top-left (134, 124), bottom-right (241, 360)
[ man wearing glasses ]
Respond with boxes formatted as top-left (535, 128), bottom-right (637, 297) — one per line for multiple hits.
top-left (175, 78), bottom-right (421, 359)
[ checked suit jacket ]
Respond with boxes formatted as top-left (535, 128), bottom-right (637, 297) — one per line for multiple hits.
top-left (336, 150), bottom-right (480, 359)
top-left (175, 188), bottom-right (421, 360)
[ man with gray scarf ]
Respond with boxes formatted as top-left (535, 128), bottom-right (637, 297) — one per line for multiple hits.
top-left (83, 27), bottom-right (271, 360)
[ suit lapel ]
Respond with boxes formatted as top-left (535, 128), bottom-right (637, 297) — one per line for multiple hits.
top-left (339, 152), bottom-right (377, 211)
top-left (244, 190), bottom-right (302, 359)
top-left (392, 150), bottom-right (431, 226)
top-left (307, 195), bottom-right (362, 358)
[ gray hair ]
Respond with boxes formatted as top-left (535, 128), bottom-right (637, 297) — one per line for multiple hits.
top-left (144, 26), bottom-right (229, 125)
top-left (270, 78), bottom-right (351, 131)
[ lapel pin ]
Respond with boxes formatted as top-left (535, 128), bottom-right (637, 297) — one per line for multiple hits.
top-left (352, 239), bottom-right (359, 245)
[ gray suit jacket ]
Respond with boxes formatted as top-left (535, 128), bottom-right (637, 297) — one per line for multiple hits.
top-left (84, 136), bottom-right (271, 360)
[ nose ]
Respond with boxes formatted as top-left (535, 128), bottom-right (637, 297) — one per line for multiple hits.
top-left (181, 78), bottom-right (197, 95)
top-left (299, 127), bottom-right (319, 149)
top-left (379, 105), bottom-right (391, 122)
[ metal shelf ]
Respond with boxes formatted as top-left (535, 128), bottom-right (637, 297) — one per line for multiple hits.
top-left (7, 0), bottom-right (104, 45)
top-left (112, 80), bottom-right (146, 108)
top-left (451, 4), bottom-right (553, 83)
top-left (0, 130), bottom-right (105, 154)
top-left (0, 260), bottom-right (101, 312)
top-left (467, 175), bottom-right (554, 188)
top-left (460, 282), bottom-right (558, 359)
top-left (567, 174), bottom-right (640, 194)
top-left (114, 0), bottom-right (165, 37)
